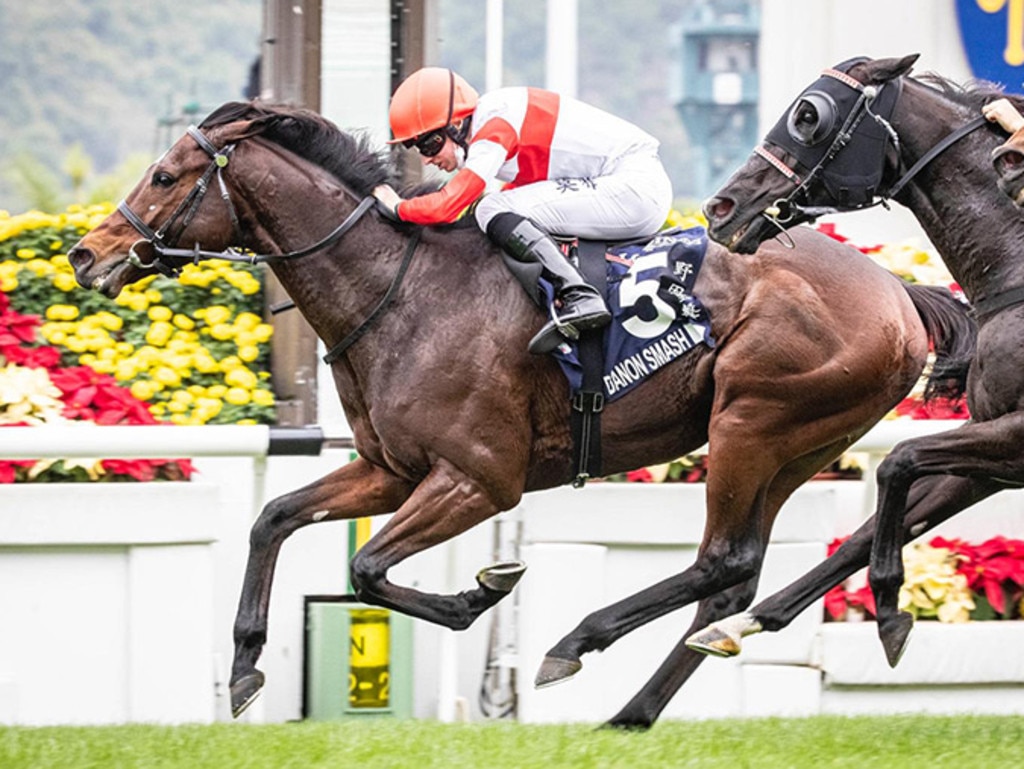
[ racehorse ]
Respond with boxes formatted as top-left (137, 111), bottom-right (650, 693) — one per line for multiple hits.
top-left (699, 54), bottom-right (1022, 669)
top-left (66, 100), bottom-right (974, 728)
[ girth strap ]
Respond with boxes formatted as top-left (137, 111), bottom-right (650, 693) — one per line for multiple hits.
top-left (571, 239), bottom-right (607, 488)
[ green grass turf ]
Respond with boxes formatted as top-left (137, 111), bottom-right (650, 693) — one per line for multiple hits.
top-left (2, 714), bottom-right (1022, 769)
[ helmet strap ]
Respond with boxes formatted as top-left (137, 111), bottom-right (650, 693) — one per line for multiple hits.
top-left (446, 117), bottom-right (472, 152)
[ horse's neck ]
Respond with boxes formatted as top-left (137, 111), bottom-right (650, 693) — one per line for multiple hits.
top-left (899, 93), bottom-right (1024, 301)
top-left (235, 144), bottom-right (408, 348)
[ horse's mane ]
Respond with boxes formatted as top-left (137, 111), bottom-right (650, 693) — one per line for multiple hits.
top-left (200, 101), bottom-right (398, 197)
top-left (914, 71), bottom-right (1024, 113)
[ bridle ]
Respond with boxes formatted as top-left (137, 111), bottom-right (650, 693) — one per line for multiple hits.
top-left (755, 65), bottom-right (988, 235)
top-left (117, 125), bottom-right (378, 276)
top-left (118, 124), bottom-right (419, 361)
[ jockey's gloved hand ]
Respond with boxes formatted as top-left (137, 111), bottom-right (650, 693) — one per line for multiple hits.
top-left (373, 184), bottom-right (403, 221)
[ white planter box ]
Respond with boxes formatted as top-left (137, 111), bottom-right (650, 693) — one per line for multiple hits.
top-left (817, 621), bottom-right (1024, 717)
top-left (819, 621), bottom-right (1024, 685)
top-left (0, 482), bottom-right (219, 545)
top-left (0, 481), bottom-right (220, 726)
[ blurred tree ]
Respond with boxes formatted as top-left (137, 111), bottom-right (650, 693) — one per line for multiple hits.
top-left (0, 0), bottom-right (261, 211)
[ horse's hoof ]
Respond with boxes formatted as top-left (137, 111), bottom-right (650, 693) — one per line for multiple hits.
top-left (230, 671), bottom-right (265, 718)
top-left (602, 711), bottom-right (654, 731)
top-left (534, 655), bottom-right (582, 688)
top-left (477, 561), bottom-right (527, 593)
top-left (878, 610), bottom-right (914, 668)
top-left (685, 626), bottom-right (741, 658)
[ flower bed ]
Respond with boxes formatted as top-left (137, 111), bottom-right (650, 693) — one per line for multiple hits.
top-left (0, 204), bottom-right (277, 482)
top-left (825, 535), bottom-right (1024, 624)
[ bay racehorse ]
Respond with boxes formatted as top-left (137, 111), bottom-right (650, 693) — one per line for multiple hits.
top-left (699, 55), bottom-right (1022, 669)
top-left (66, 101), bottom-right (974, 728)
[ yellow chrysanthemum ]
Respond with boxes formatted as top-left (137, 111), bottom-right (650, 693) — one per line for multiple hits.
top-left (224, 387), bottom-right (251, 405)
top-left (45, 304), bottom-right (79, 321)
top-left (224, 367), bottom-right (257, 390)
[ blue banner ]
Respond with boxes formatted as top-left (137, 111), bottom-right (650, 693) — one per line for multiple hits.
top-left (956, 0), bottom-right (1024, 90)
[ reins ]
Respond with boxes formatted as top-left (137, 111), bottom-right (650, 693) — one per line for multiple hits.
top-left (884, 115), bottom-right (989, 199)
top-left (119, 124), bottom-right (422, 359)
top-left (322, 227), bottom-right (421, 364)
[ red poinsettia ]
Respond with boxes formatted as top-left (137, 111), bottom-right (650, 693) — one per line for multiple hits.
top-left (931, 535), bottom-right (1024, 617)
top-left (0, 297), bottom-right (42, 350)
top-left (893, 395), bottom-right (970, 420)
top-left (49, 365), bottom-right (159, 425)
top-left (815, 222), bottom-right (883, 254)
top-left (823, 537), bottom-right (877, 620)
top-left (625, 467), bottom-right (655, 483)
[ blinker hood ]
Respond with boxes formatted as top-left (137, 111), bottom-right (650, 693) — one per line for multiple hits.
top-left (764, 57), bottom-right (901, 209)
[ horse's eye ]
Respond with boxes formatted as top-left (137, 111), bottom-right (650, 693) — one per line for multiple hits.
top-left (791, 102), bottom-right (820, 141)
top-left (152, 171), bottom-right (176, 188)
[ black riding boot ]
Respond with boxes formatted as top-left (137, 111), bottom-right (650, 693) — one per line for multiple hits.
top-left (487, 213), bottom-right (611, 354)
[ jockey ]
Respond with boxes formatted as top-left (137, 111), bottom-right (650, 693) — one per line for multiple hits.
top-left (373, 67), bottom-right (673, 354)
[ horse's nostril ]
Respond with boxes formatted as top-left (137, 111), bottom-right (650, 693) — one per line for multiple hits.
top-left (67, 245), bottom-right (94, 271)
top-left (703, 196), bottom-right (735, 223)
top-left (996, 150), bottom-right (1024, 173)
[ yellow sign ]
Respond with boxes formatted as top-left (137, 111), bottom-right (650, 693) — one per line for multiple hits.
top-left (348, 609), bottom-right (391, 708)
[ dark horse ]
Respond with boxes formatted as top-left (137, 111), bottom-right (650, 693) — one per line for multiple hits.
top-left (700, 54), bottom-right (1022, 668)
top-left (66, 100), bottom-right (973, 728)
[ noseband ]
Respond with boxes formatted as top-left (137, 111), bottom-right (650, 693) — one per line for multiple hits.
top-left (117, 125), bottom-right (377, 275)
top-left (755, 62), bottom-right (988, 231)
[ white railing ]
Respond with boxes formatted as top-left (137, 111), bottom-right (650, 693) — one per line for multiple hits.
top-left (0, 424), bottom-right (345, 459)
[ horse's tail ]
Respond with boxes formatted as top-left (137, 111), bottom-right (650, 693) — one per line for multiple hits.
top-left (902, 282), bottom-right (977, 402)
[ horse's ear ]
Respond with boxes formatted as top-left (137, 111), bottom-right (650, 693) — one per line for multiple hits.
top-left (861, 54), bottom-right (920, 84)
top-left (219, 119), bottom-right (270, 143)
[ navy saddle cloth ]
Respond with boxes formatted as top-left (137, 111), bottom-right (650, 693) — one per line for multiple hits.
top-left (547, 226), bottom-right (716, 402)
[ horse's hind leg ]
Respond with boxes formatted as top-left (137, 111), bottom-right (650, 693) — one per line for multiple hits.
top-left (230, 457), bottom-right (414, 717)
top-left (349, 457), bottom-right (526, 629)
top-left (534, 438), bottom-right (773, 688)
top-left (871, 416), bottom-right (1024, 665)
top-left (687, 474), bottom-right (1000, 656)
top-left (603, 577), bottom-right (760, 730)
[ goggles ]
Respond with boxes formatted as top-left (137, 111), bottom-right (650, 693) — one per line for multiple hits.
top-left (403, 129), bottom-right (447, 157)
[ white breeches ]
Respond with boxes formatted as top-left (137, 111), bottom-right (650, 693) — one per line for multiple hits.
top-left (473, 151), bottom-right (673, 240)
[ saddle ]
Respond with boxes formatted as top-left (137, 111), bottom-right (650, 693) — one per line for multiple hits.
top-left (544, 227), bottom-right (716, 485)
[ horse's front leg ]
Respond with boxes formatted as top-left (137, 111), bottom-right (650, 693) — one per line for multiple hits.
top-left (870, 416), bottom-right (1024, 666)
top-left (533, 527), bottom-right (765, 689)
top-left (349, 457), bottom-right (526, 629)
top-left (230, 457), bottom-right (414, 717)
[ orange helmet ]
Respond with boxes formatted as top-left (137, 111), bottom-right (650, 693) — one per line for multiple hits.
top-left (388, 67), bottom-right (479, 143)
